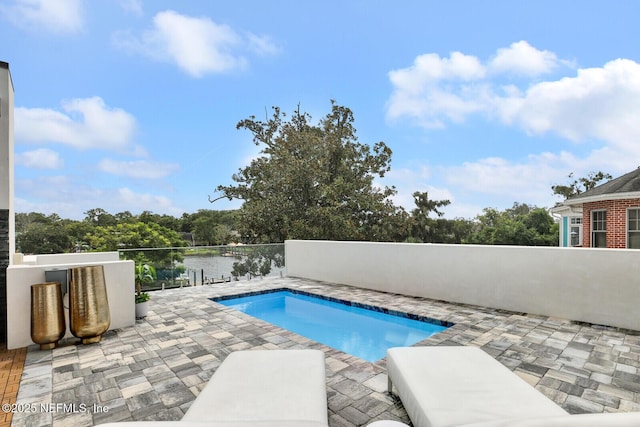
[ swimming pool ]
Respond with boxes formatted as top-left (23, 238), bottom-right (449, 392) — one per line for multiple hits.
top-left (212, 289), bottom-right (451, 362)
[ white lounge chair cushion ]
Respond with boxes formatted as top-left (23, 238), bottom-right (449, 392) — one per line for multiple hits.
top-left (387, 346), bottom-right (568, 427)
top-left (458, 412), bottom-right (640, 426)
top-left (183, 349), bottom-right (328, 424)
top-left (98, 422), bottom-right (327, 427)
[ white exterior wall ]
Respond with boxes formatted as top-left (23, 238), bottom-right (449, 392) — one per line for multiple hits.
top-left (28, 251), bottom-right (120, 265)
top-left (285, 240), bottom-right (640, 331)
top-left (7, 257), bottom-right (135, 349)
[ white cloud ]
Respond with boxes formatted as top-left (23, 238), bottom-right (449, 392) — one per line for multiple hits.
top-left (381, 156), bottom-right (563, 219)
top-left (389, 52), bottom-right (485, 90)
top-left (119, 0), bottom-right (142, 16)
top-left (387, 43), bottom-right (640, 176)
top-left (382, 166), bottom-right (489, 219)
top-left (487, 58), bottom-right (640, 177)
top-left (0, 0), bottom-right (83, 34)
top-left (113, 10), bottom-right (280, 77)
top-left (385, 44), bottom-right (640, 215)
top-left (15, 176), bottom-right (184, 219)
top-left (15, 175), bottom-right (100, 219)
top-left (115, 187), bottom-right (183, 217)
top-left (247, 33), bottom-right (281, 56)
top-left (387, 51), bottom-right (488, 128)
top-left (386, 41), bottom-right (573, 128)
top-left (15, 148), bottom-right (63, 169)
top-left (98, 158), bottom-right (179, 179)
top-left (424, 148), bottom-right (615, 218)
top-left (444, 156), bottom-right (565, 203)
top-left (497, 59), bottom-right (640, 153)
top-left (385, 44), bottom-right (640, 217)
top-left (15, 97), bottom-right (143, 155)
top-left (489, 40), bottom-right (562, 76)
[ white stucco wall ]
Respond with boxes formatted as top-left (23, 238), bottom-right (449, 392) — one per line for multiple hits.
top-left (28, 251), bottom-right (120, 265)
top-left (285, 240), bottom-right (640, 331)
top-left (7, 257), bottom-right (135, 349)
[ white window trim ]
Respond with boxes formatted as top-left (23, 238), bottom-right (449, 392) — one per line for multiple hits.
top-left (569, 216), bottom-right (583, 247)
top-left (591, 209), bottom-right (606, 248)
top-left (626, 207), bottom-right (640, 249)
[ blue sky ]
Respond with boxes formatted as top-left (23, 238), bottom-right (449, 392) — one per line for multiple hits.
top-left (2, 1), bottom-right (640, 220)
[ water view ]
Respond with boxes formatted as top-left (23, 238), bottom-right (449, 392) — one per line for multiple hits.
top-left (183, 253), bottom-right (286, 283)
top-left (120, 245), bottom-right (286, 289)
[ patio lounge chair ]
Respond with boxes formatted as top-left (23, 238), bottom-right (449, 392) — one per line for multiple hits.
top-left (99, 349), bottom-right (328, 427)
top-left (182, 349), bottom-right (328, 425)
top-left (387, 346), bottom-right (640, 427)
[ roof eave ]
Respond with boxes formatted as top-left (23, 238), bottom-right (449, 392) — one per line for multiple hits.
top-left (549, 204), bottom-right (583, 215)
top-left (563, 191), bottom-right (640, 206)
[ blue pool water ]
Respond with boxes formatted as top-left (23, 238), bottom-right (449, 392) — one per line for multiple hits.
top-left (213, 290), bottom-right (449, 362)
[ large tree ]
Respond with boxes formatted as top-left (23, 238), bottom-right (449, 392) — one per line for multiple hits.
top-left (215, 101), bottom-right (402, 242)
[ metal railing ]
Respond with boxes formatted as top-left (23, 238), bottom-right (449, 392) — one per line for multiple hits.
top-left (119, 243), bottom-right (285, 292)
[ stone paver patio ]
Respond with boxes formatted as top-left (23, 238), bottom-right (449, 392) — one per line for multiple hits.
top-left (10, 276), bottom-right (640, 426)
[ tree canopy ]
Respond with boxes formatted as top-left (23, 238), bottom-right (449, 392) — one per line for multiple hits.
top-left (465, 203), bottom-right (558, 246)
top-left (215, 101), bottom-right (403, 242)
top-left (16, 212), bottom-right (90, 253)
top-left (84, 221), bottom-right (187, 265)
top-left (84, 221), bottom-right (185, 251)
top-left (191, 209), bottom-right (236, 245)
top-left (15, 209), bottom-right (235, 255)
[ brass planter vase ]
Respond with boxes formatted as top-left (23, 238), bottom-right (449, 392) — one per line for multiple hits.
top-left (31, 282), bottom-right (66, 350)
top-left (69, 265), bottom-right (111, 344)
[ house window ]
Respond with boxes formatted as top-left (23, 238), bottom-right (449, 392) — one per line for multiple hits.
top-left (591, 210), bottom-right (606, 248)
top-left (570, 217), bottom-right (582, 247)
top-left (628, 208), bottom-right (640, 249)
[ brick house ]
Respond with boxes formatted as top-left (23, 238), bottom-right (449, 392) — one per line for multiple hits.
top-left (551, 168), bottom-right (640, 248)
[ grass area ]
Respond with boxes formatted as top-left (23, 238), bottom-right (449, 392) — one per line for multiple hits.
top-left (183, 247), bottom-right (222, 256)
top-left (183, 246), bottom-right (253, 257)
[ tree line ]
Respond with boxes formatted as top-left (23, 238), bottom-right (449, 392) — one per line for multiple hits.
top-left (15, 208), bottom-right (237, 255)
top-left (15, 199), bottom-right (561, 256)
top-left (15, 198), bottom-right (562, 256)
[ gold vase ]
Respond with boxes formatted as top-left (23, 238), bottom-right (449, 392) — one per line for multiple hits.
top-left (69, 265), bottom-right (111, 344)
top-left (31, 282), bottom-right (66, 350)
